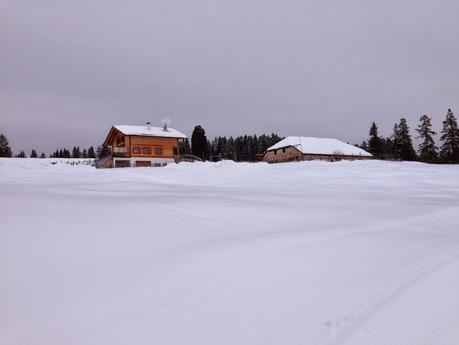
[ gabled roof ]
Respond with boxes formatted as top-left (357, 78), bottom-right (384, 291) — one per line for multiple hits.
top-left (267, 136), bottom-right (372, 157)
top-left (114, 125), bottom-right (187, 139)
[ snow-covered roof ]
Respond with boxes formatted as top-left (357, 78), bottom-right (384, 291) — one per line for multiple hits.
top-left (267, 136), bottom-right (372, 157)
top-left (114, 125), bottom-right (187, 139)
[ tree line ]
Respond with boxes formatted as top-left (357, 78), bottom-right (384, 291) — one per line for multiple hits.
top-left (50, 146), bottom-right (96, 158)
top-left (49, 145), bottom-right (111, 159)
top-left (182, 125), bottom-right (283, 161)
top-left (1, 108), bottom-right (458, 163)
top-left (360, 109), bottom-right (459, 163)
top-left (0, 136), bottom-right (101, 159)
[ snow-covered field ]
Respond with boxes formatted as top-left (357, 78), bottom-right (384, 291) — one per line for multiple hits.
top-left (1, 158), bottom-right (459, 345)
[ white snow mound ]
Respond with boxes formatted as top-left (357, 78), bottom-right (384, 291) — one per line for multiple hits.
top-left (1, 158), bottom-right (458, 345)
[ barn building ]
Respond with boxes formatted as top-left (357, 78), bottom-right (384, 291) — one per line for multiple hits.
top-left (262, 136), bottom-right (372, 163)
top-left (96, 123), bottom-right (187, 168)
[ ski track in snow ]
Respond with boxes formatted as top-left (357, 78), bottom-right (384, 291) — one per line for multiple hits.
top-left (1, 158), bottom-right (459, 345)
top-left (324, 251), bottom-right (459, 345)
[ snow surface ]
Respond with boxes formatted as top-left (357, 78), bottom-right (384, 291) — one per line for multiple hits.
top-left (114, 125), bottom-right (187, 138)
top-left (267, 136), bottom-right (372, 156)
top-left (1, 158), bottom-right (459, 345)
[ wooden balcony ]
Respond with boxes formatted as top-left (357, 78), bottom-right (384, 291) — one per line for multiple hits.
top-left (112, 147), bottom-right (129, 157)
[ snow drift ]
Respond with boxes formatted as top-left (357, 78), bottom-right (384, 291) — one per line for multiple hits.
top-left (1, 158), bottom-right (458, 345)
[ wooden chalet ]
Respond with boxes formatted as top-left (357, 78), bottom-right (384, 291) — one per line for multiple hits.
top-left (96, 123), bottom-right (187, 168)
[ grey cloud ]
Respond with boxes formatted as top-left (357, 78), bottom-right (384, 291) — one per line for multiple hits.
top-left (1, 0), bottom-right (458, 153)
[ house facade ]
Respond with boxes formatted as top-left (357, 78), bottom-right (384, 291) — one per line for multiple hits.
top-left (97, 123), bottom-right (187, 168)
top-left (263, 136), bottom-right (372, 163)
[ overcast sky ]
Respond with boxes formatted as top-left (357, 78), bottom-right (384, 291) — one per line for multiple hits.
top-left (1, 0), bottom-right (458, 154)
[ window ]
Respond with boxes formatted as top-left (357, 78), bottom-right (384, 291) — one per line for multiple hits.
top-left (154, 148), bottom-right (163, 155)
top-left (282, 148), bottom-right (286, 153)
top-left (173, 147), bottom-right (178, 155)
top-left (274, 150), bottom-right (277, 155)
top-left (142, 147), bottom-right (151, 154)
top-left (132, 146), bottom-right (141, 154)
top-left (116, 136), bottom-right (125, 147)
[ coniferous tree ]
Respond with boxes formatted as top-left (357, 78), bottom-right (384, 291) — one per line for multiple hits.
top-left (359, 140), bottom-right (369, 151)
top-left (0, 134), bottom-right (12, 157)
top-left (439, 109), bottom-right (459, 163)
top-left (233, 136), bottom-right (242, 161)
top-left (368, 122), bottom-right (383, 158)
top-left (30, 149), bottom-right (38, 158)
top-left (191, 125), bottom-right (208, 160)
top-left (381, 137), bottom-right (396, 159)
top-left (72, 146), bottom-right (81, 158)
top-left (391, 123), bottom-right (401, 159)
top-left (179, 138), bottom-right (192, 155)
top-left (40, 152), bottom-right (46, 158)
top-left (96, 144), bottom-right (112, 159)
top-left (16, 150), bottom-right (26, 158)
top-left (395, 118), bottom-right (417, 161)
top-left (225, 137), bottom-right (235, 160)
top-left (81, 148), bottom-right (88, 158)
top-left (205, 133), bottom-right (283, 162)
top-left (87, 146), bottom-right (96, 158)
top-left (416, 114), bottom-right (437, 163)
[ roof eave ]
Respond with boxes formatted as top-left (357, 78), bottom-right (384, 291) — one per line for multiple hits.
top-left (103, 126), bottom-right (119, 147)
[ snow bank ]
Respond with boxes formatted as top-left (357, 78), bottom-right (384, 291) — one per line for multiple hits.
top-left (1, 158), bottom-right (458, 345)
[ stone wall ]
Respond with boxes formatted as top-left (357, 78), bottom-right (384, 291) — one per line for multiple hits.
top-left (263, 146), bottom-right (303, 163)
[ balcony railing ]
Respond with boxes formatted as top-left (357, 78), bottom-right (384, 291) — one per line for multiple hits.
top-left (113, 147), bottom-right (127, 153)
top-left (112, 147), bottom-right (128, 157)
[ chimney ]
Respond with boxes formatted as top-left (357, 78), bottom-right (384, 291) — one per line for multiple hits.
top-left (162, 118), bottom-right (170, 132)
top-left (146, 122), bottom-right (151, 130)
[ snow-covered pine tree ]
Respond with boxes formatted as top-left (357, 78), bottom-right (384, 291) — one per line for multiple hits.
top-left (368, 122), bottom-right (383, 158)
top-left (0, 134), bottom-right (12, 157)
top-left (30, 149), bottom-right (38, 158)
top-left (439, 109), bottom-right (459, 163)
top-left (395, 118), bottom-right (417, 161)
top-left (40, 152), bottom-right (46, 158)
top-left (416, 114), bottom-right (437, 163)
top-left (81, 148), bottom-right (88, 158)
